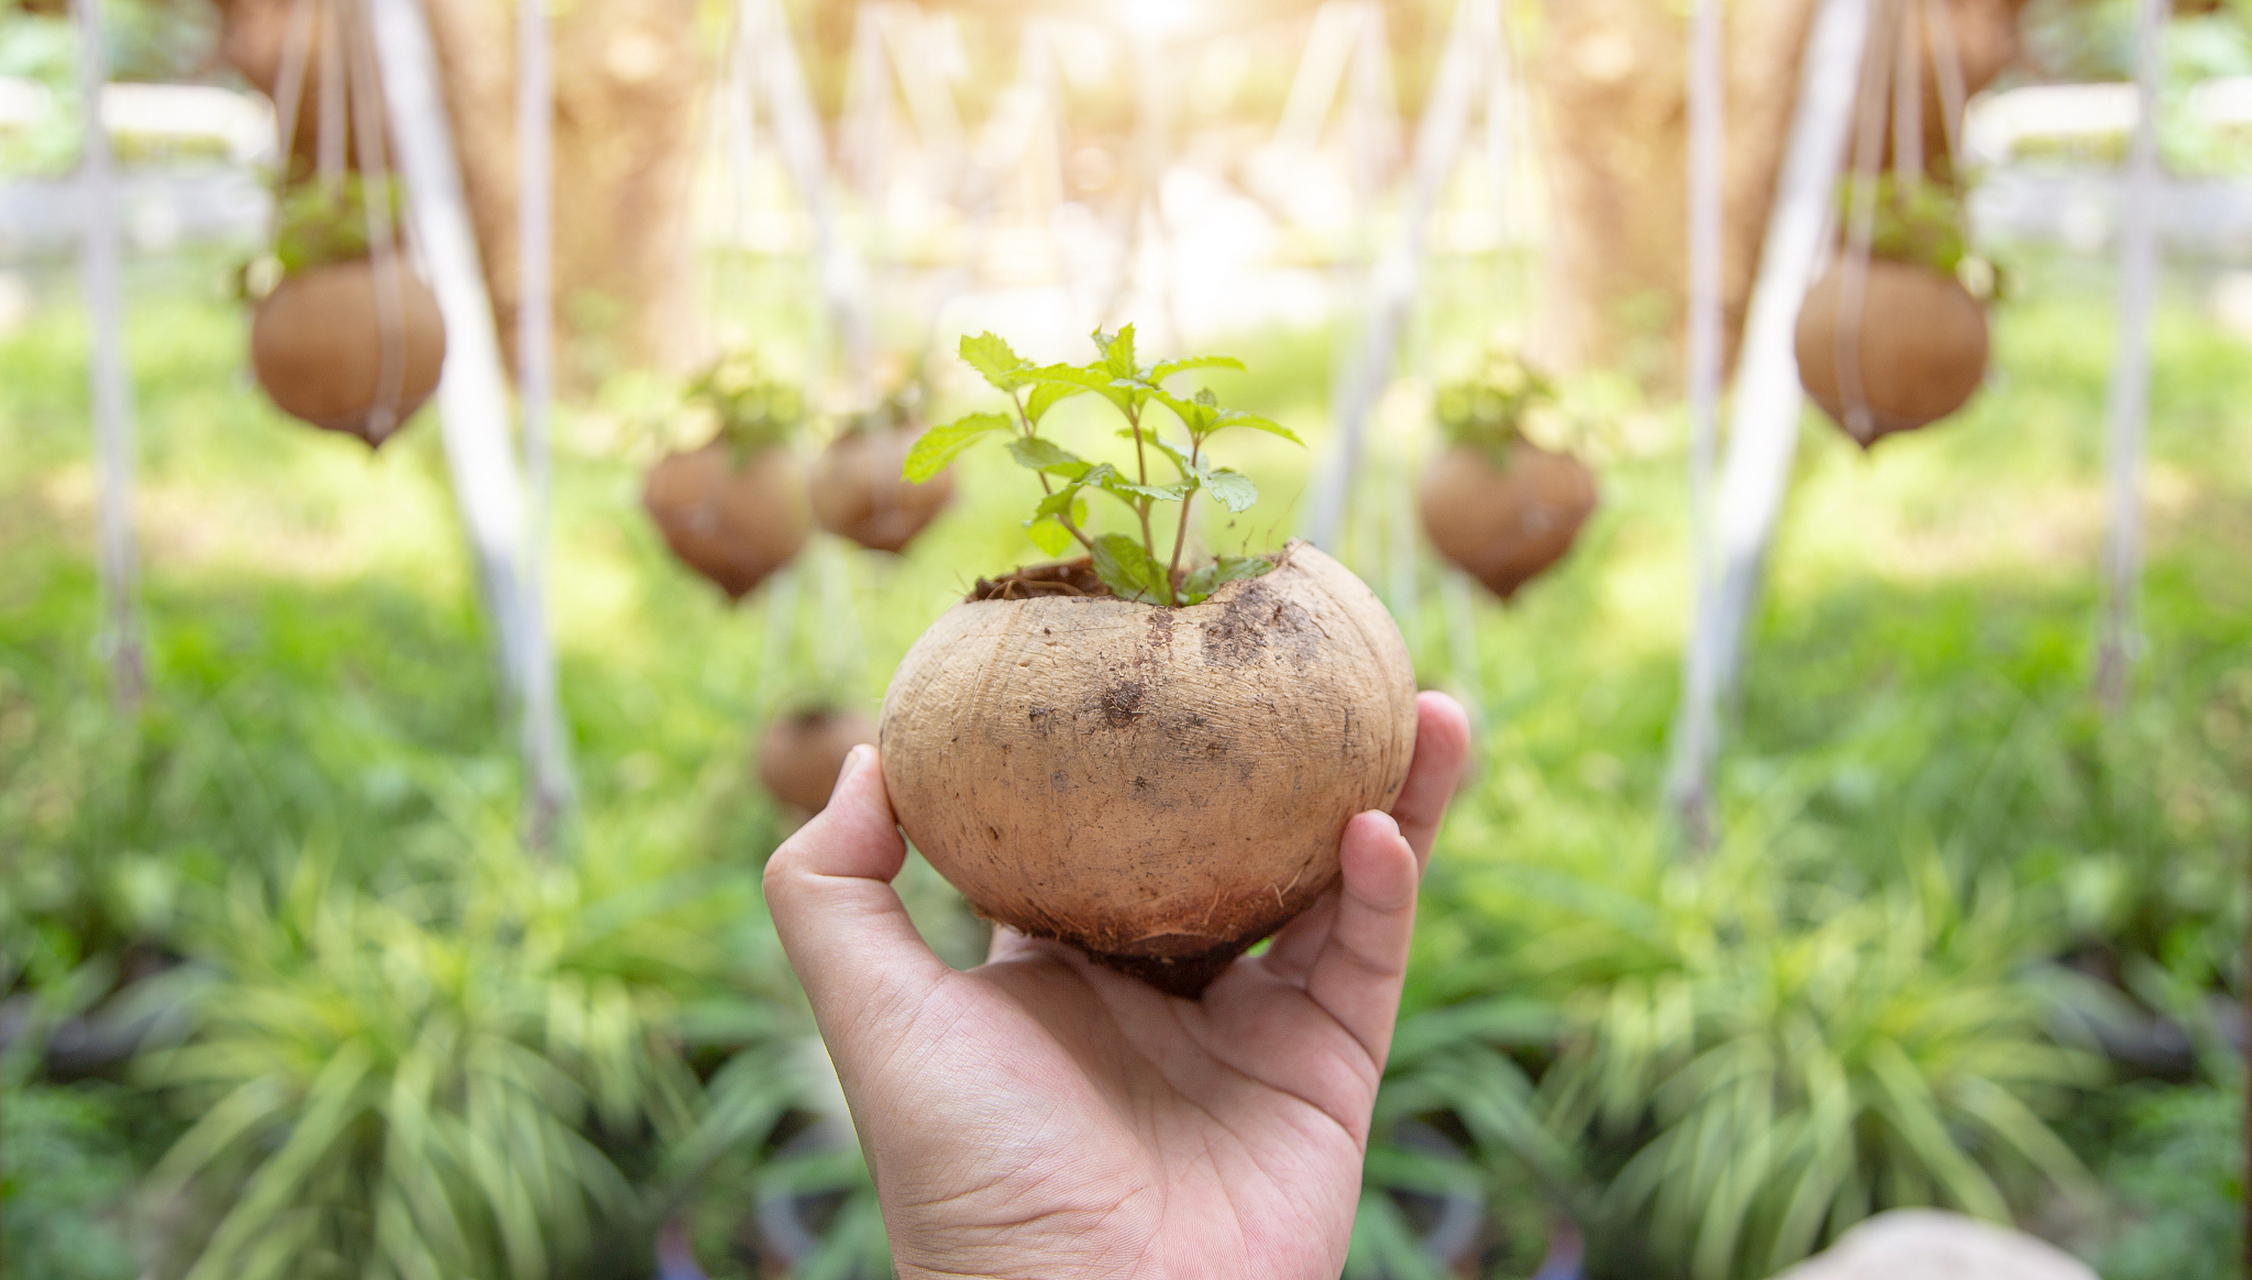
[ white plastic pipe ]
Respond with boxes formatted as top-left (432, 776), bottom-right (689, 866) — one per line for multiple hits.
top-left (2096, 0), bottom-right (2171, 710)
top-left (71, 0), bottom-right (145, 709)
top-left (1672, 0), bottom-right (1726, 845)
top-left (1666, 0), bottom-right (1872, 822)
top-left (368, 0), bottom-right (570, 831)
top-left (517, 0), bottom-right (573, 839)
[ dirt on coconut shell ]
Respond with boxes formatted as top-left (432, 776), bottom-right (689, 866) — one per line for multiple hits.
top-left (757, 708), bottom-right (877, 815)
top-left (1417, 442), bottom-right (1597, 601)
top-left (1794, 256), bottom-right (1989, 449)
top-left (808, 429), bottom-right (954, 553)
top-left (879, 539), bottom-right (1418, 999)
top-left (251, 258), bottom-right (446, 447)
top-left (642, 440), bottom-right (810, 601)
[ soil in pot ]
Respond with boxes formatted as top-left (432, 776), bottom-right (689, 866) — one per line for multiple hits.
top-left (1794, 256), bottom-right (1989, 448)
top-left (808, 428), bottom-right (953, 553)
top-left (250, 256), bottom-right (445, 447)
top-left (880, 540), bottom-right (1418, 998)
top-left (1417, 442), bottom-right (1597, 600)
top-left (643, 439), bottom-right (810, 600)
top-left (757, 707), bottom-right (878, 815)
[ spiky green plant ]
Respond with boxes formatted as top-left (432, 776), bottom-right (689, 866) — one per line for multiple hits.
top-left (139, 854), bottom-right (699, 1280)
top-left (1432, 348), bottom-right (1558, 462)
top-left (1538, 853), bottom-right (2100, 1280)
top-left (684, 351), bottom-right (805, 453)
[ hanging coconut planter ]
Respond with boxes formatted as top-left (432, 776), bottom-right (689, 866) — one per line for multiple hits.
top-left (251, 179), bottom-right (445, 447)
top-left (1795, 179), bottom-right (1990, 449)
top-left (809, 377), bottom-right (953, 552)
top-left (878, 328), bottom-right (1417, 998)
top-left (757, 706), bottom-right (878, 814)
top-left (644, 353), bottom-right (810, 600)
top-left (1415, 350), bottom-right (1596, 600)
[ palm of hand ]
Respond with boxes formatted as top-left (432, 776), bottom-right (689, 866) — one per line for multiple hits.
top-left (853, 936), bottom-right (1384, 1280)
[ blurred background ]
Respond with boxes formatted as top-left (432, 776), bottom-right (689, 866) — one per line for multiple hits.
top-left (0, 0), bottom-right (2246, 1276)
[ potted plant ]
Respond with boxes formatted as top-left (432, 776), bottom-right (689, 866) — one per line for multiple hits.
top-left (643, 352), bottom-right (811, 600)
top-left (1416, 350), bottom-right (1597, 600)
top-left (1795, 179), bottom-right (1991, 449)
top-left (250, 177), bottom-right (445, 448)
top-left (757, 704), bottom-right (878, 816)
top-left (807, 360), bottom-right (954, 553)
top-left (879, 327), bottom-right (1418, 998)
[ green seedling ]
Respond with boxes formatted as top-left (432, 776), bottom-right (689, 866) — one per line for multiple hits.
top-left (684, 350), bottom-right (803, 454)
top-left (904, 325), bottom-right (1304, 607)
top-left (273, 174), bottom-right (405, 275)
top-left (1434, 348), bottom-right (1558, 463)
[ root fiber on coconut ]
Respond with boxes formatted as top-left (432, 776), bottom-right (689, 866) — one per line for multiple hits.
top-left (879, 327), bottom-right (1417, 998)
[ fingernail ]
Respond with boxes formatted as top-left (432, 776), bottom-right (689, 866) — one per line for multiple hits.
top-left (832, 744), bottom-right (872, 796)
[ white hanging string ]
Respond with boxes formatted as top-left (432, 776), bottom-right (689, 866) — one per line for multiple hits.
top-left (2096, 0), bottom-right (2171, 709)
top-left (267, 0), bottom-right (317, 182)
top-left (343, 0), bottom-right (407, 445)
top-left (1922, 0), bottom-right (1970, 178)
top-left (71, 0), bottom-right (145, 708)
top-left (1832, 0), bottom-right (1897, 447)
top-left (316, 0), bottom-right (346, 182)
top-left (1675, 0), bottom-right (1725, 846)
top-left (1892, 0), bottom-right (1923, 187)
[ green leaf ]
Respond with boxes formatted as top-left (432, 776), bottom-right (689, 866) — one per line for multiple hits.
top-left (1090, 533), bottom-right (1166, 603)
top-left (1199, 467), bottom-right (1257, 513)
top-left (1025, 379), bottom-right (1085, 424)
top-left (1180, 554), bottom-right (1270, 604)
top-left (1123, 431), bottom-right (1197, 477)
top-left (1093, 324), bottom-right (1137, 379)
top-left (959, 332), bottom-right (1031, 392)
top-left (1210, 408), bottom-right (1303, 445)
top-left (1095, 471), bottom-right (1191, 503)
top-left (1150, 354), bottom-right (1245, 381)
top-left (1006, 437), bottom-right (1084, 473)
top-left (903, 412), bottom-right (1009, 482)
top-left (1024, 516), bottom-right (1077, 556)
top-left (1141, 386), bottom-right (1218, 435)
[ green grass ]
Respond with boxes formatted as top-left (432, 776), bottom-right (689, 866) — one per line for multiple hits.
top-left (1, 249), bottom-right (2245, 1277)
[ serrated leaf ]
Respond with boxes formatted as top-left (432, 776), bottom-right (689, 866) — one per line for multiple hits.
top-left (1129, 431), bottom-right (1197, 477)
top-left (1200, 467), bottom-right (1257, 513)
top-left (1025, 379), bottom-right (1085, 424)
top-left (1090, 533), bottom-right (1165, 603)
top-left (1024, 516), bottom-right (1076, 556)
top-left (1143, 386), bottom-right (1218, 435)
top-left (1093, 324), bottom-right (1136, 379)
top-left (1180, 554), bottom-right (1271, 605)
top-left (903, 412), bottom-right (1009, 482)
top-left (959, 333), bottom-right (1031, 392)
top-left (1095, 471), bottom-right (1191, 503)
top-left (1032, 487), bottom-right (1080, 519)
top-left (1210, 408), bottom-right (1303, 445)
top-left (1150, 354), bottom-right (1245, 381)
top-left (1007, 437), bottom-right (1083, 472)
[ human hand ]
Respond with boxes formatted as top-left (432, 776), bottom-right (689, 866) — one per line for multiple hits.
top-left (762, 691), bottom-right (1472, 1280)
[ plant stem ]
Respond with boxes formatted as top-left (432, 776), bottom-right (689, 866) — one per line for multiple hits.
top-left (1012, 389), bottom-right (1094, 553)
top-left (1127, 401), bottom-right (1150, 486)
top-left (1167, 440), bottom-right (1200, 583)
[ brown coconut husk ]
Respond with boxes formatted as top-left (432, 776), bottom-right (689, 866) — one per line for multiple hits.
top-left (757, 708), bottom-right (878, 815)
top-left (1794, 257), bottom-right (1989, 449)
top-left (1417, 443), bottom-right (1597, 600)
top-left (879, 540), bottom-right (1417, 999)
top-left (250, 257), bottom-right (445, 447)
top-left (807, 428), bottom-right (954, 553)
top-left (642, 441), bottom-right (810, 600)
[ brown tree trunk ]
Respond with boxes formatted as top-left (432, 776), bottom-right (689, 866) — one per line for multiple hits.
top-left (1533, 0), bottom-right (1817, 385)
top-left (216, 0), bottom-right (706, 385)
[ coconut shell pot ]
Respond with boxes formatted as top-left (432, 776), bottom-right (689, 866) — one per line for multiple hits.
top-left (758, 708), bottom-right (878, 814)
top-left (1794, 257), bottom-right (1989, 449)
top-left (808, 428), bottom-right (954, 553)
top-left (251, 257), bottom-right (446, 447)
top-left (879, 540), bottom-right (1417, 998)
top-left (1418, 442), bottom-right (1597, 600)
top-left (643, 440), bottom-right (810, 600)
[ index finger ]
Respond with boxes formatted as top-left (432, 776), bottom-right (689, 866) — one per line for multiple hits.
top-left (1392, 691), bottom-right (1470, 869)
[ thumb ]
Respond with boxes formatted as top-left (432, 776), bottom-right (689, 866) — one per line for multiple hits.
top-left (763, 746), bottom-right (948, 1029)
